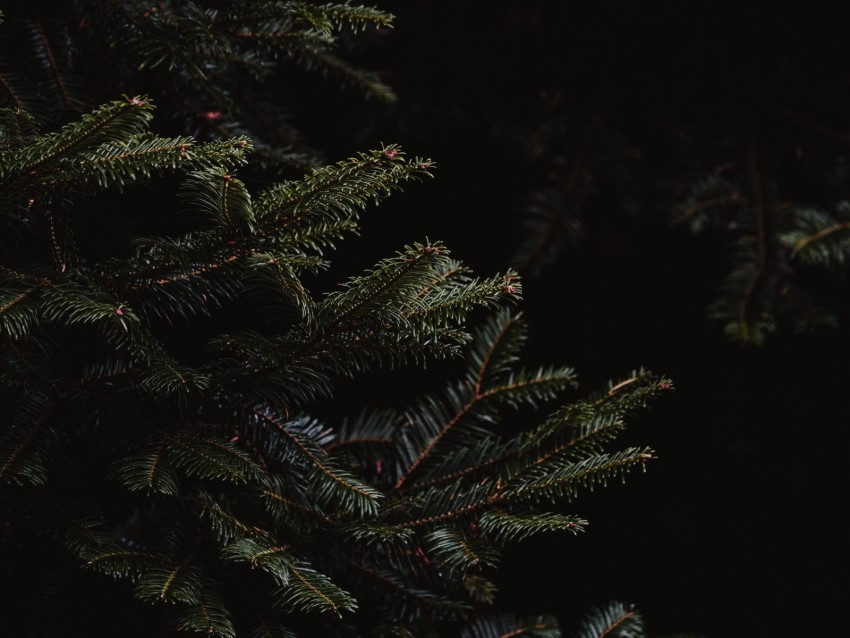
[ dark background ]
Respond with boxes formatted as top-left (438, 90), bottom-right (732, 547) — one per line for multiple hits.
top-left (298, 3), bottom-right (849, 636)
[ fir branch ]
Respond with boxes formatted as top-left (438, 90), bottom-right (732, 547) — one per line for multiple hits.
top-left (84, 547), bottom-right (165, 580)
top-left (0, 394), bottom-right (53, 485)
top-left (477, 509), bottom-right (585, 544)
top-left (166, 432), bottom-right (263, 485)
top-left (253, 408), bottom-right (383, 517)
top-left (73, 135), bottom-right (251, 194)
top-left (0, 108), bottom-right (39, 151)
top-left (250, 619), bottom-right (296, 638)
top-left (574, 601), bottom-right (643, 638)
top-left (254, 147), bottom-right (431, 249)
top-left (423, 527), bottom-right (501, 574)
top-left (243, 252), bottom-right (318, 321)
top-left (783, 204), bottom-right (850, 265)
top-left (295, 46), bottom-right (396, 102)
top-left (384, 399), bottom-right (618, 496)
top-left (135, 564), bottom-right (205, 604)
top-left (393, 481), bottom-right (503, 529)
top-left (39, 282), bottom-right (138, 333)
top-left (262, 481), bottom-right (334, 525)
top-left (0, 283), bottom-right (43, 339)
top-left (173, 587), bottom-right (236, 638)
top-left (138, 355), bottom-right (210, 398)
top-left (405, 268), bottom-right (521, 326)
top-left (335, 521), bottom-right (414, 546)
top-left (288, 1), bottom-right (394, 37)
top-left (393, 392), bottom-right (478, 490)
top-left (394, 437), bottom-right (509, 495)
top-left (221, 537), bottom-right (293, 580)
top-left (477, 366), bottom-right (578, 408)
top-left (504, 447), bottom-right (654, 505)
top-left (4, 96), bottom-right (151, 175)
top-left (214, 241), bottom-right (514, 412)
top-left (0, 13), bottom-right (677, 631)
top-left (114, 439), bottom-right (179, 495)
top-left (522, 416), bottom-right (624, 472)
top-left (273, 561), bottom-right (358, 616)
top-left (233, 5), bottom-right (395, 102)
top-left (590, 369), bottom-right (673, 411)
top-left (111, 148), bottom-right (426, 323)
top-left (180, 167), bottom-right (255, 230)
top-left (461, 613), bottom-right (561, 638)
top-left (394, 310), bottom-right (572, 490)
top-left (342, 558), bottom-right (471, 621)
top-left (793, 221), bottom-right (850, 254)
top-left (198, 488), bottom-right (272, 544)
top-left (470, 308), bottom-right (524, 395)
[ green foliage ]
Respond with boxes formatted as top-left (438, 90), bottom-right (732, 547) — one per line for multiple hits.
top-left (569, 601), bottom-right (702, 638)
top-left (782, 203), bottom-right (850, 266)
top-left (461, 613), bottom-right (561, 638)
top-left (0, 99), bottom-right (668, 635)
top-left (574, 601), bottom-right (643, 638)
top-left (0, 1), bottom-right (396, 172)
top-left (173, 589), bottom-right (237, 638)
top-left (0, 4), bottom-right (671, 637)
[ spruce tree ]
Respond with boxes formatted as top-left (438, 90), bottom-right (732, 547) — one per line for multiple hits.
top-left (1, 4), bottom-right (673, 636)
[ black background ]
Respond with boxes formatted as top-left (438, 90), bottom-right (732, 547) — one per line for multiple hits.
top-left (299, 3), bottom-right (849, 636)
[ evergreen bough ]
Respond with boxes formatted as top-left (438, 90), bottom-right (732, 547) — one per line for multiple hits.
top-left (1, 3), bottom-right (674, 637)
top-left (0, 96), bottom-right (670, 636)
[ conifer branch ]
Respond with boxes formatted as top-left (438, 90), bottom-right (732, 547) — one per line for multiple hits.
top-left (574, 601), bottom-right (643, 638)
top-left (0, 397), bottom-right (52, 484)
top-left (396, 483), bottom-right (504, 529)
top-left (262, 485), bottom-right (334, 524)
top-left (460, 613), bottom-right (561, 638)
top-left (0, 12), bottom-right (674, 632)
top-left (282, 567), bottom-right (357, 617)
top-left (316, 242), bottom-right (440, 332)
top-left (253, 408), bottom-right (382, 516)
top-left (198, 488), bottom-right (272, 543)
top-left (478, 509), bottom-right (585, 544)
top-left (135, 563), bottom-right (205, 604)
top-left (793, 221), bottom-right (850, 253)
top-left (13, 97), bottom-right (148, 174)
top-left (342, 558), bottom-right (470, 618)
top-left (394, 315), bottom-right (572, 490)
top-left (173, 588), bottom-right (236, 638)
top-left (393, 395), bottom-right (477, 490)
top-left (84, 548), bottom-right (165, 578)
top-left (473, 311), bottom-right (520, 396)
